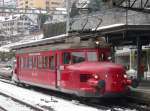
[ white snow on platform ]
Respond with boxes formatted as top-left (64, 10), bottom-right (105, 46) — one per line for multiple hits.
top-left (0, 81), bottom-right (102, 111)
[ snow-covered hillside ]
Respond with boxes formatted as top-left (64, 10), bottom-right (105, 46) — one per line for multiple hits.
top-left (0, 34), bottom-right (44, 52)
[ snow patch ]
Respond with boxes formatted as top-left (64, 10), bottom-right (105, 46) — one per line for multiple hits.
top-left (0, 81), bottom-right (101, 111)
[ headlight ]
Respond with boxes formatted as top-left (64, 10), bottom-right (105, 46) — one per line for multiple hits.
top-left (124, 74), bottom-right (127, 78)
top-left (93, 74), bottom-right (99, 80)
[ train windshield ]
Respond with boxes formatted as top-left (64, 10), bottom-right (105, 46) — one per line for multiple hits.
top-left (87, 52), bottom-right (98, 61)
top-left (62, 51), bottom-right (98, 64)
top-left (72, 52), bottom-right (86, 63)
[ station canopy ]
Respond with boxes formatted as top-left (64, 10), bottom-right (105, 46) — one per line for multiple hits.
top-left (95, 24), bottom-right (150, 46)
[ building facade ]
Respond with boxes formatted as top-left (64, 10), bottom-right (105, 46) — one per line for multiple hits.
top-left (0, 14), bottom-right (35, 36)
top-left (0, 0), bottom-right (16, 8)
top-left (17, 0), bottom-right (45, 9)
top-left (17, 0), bottom-right (64, 10)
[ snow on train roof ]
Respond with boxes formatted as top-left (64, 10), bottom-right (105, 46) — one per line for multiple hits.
top-left (12, 34), bottom-right (67, 50)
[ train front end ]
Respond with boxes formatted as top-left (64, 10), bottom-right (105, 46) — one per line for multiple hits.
top-left (87, 62), bottom-right (132, 98)
top-left (61, 48), bottom-right (138, 98)
top-left (67, 61), bottom-right (133, 98)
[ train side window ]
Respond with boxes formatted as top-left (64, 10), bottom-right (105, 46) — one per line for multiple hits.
top-left (28, 57), bottom-right (32, 69)
top-left (43, 56), bottom-right (48, 69)
top-left (38, 56), bottom-right (42, 68)
top-left (62, 52), bottom-right (71, 64)
top-left (26, 57), bottom-right (29, 68)
top-left (18, 58), bottom-right (20, 68)
top-left (33, 56), bottom-right (36, 68)
top-left (23, 57), bottom-right (27, 68)
top-left (21, 57), bottom-right (24, 68)
top-left (49, 56), bottom-right (54, 70)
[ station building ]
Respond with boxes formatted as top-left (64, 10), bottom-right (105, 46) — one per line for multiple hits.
top-left (0, 14), bottom-right (36, 36)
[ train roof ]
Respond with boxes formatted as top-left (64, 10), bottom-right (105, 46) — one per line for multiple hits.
top-left (11, 34), bottom-right (67, 50)
top-left (12, 34), bottom-right (109, 54)
top-left (11, 33), bottom-right (108, 52)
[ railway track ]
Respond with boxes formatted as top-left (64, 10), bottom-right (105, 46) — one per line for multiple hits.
top-left (0, 78), bottom-right (150, 111)
top-left (0, 105), bottom-right (7, 111)
top-left (0, 91), bottom-right (45, 111)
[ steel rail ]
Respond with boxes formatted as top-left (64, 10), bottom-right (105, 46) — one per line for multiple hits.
top-left (127, 103), bottom-right (150, 111)
top-left (0, 88), bottom-right (45, 111)
top-left (0, 105), bottom-right (7, 111)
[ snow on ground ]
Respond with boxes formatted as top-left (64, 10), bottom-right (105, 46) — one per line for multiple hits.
top-left (0, 81), bottom-right (103, 111)
top-left (0, 94), bottom-right (35, 111)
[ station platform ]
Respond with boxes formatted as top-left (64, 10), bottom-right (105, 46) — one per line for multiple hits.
top-left (128, 80), bottom-right (150, 104)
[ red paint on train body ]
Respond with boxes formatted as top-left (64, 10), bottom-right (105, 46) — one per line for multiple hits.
top-left (13, 48), bottom-right (132, 98)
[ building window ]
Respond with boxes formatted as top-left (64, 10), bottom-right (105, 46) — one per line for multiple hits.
top-left (51, 2), bottom-right (60, 5)
top-left (25, 6), bottom-right (28, 8)
top-left (46, 1), bottom-right (49, 4)
top-left (25, 1), bottom-right (28, 4)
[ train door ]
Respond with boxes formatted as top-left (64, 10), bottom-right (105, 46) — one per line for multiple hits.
top-left (56, 53), bottom-right (61, 88)
top-left (16, 56), bottom-right (20, 78)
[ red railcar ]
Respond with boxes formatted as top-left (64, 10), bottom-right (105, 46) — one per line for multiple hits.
top-left (12, 36), bottom-right (135, 98)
